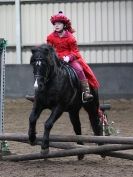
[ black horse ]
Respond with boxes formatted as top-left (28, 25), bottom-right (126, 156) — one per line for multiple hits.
top-left (28, 44), bottom-right (102, 158)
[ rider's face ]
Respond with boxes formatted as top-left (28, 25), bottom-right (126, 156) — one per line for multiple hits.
top-left (54, 22), bottom-right (64, 32)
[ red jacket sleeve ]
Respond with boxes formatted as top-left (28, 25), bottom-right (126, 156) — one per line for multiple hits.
top-left (46, 35), bottom-right (53, 46)
top-left (68, 36), bottom-right (82, 60)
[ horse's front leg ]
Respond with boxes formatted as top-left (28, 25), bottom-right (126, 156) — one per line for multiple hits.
top-left (28, 105), bottom-right (43, 145)
top-left (41, 105), bottom-right (63, 153)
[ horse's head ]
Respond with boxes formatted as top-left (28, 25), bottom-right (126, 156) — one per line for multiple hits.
top-left (30, 44), bottom-right (56, 92)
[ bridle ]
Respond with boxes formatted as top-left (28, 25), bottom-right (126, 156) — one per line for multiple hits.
top-left (34, 67), bottom-right (50, 84)
top-left (33, 57), bottom-right (51, 90)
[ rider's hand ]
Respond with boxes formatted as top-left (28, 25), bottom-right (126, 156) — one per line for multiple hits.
top-left (63, 56), bottom-right (70, 63)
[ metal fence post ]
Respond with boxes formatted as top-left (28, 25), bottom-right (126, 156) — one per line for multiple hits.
top-left (0, 39), bottom-right (10, 155)
top-left (0, 39), bottom-right (6, 134)
top-left (15, 0), bottom-right (22, 64)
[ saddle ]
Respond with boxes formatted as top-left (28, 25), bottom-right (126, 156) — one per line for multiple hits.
top-left (60, 61), bottom-right (81, 105)
top-left (61, 61), bottom-right (80, 90)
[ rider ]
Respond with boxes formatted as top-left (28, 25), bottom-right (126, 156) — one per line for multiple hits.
top-left (26, 11), bottom-right (100, 102)
top-left (47, 11), bottom-right (100, 101)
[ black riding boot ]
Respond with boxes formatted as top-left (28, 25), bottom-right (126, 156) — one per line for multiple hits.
top-left (25, 95), bottom-right (35, 102)
top-left (81, 80), bottom-right (93, 102)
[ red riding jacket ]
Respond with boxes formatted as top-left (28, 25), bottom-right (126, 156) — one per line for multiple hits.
top-left (46, 31), bottom-right (100, 89)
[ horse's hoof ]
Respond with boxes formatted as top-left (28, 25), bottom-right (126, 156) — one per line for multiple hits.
top-left (78, 154), bottom-right (84, 160)
top-left (41, 148), bottom-right (49, 155)
top-left (29, 140), bottom-right (36, 146)
top-left (100, 154), bottom-right (106, 159)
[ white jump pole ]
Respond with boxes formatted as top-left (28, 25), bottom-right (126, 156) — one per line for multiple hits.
top-left (0, 39), bottom-right (10, 155)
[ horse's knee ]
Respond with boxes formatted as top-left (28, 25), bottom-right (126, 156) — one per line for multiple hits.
top-left (45, 120), bottom-right (53, 130)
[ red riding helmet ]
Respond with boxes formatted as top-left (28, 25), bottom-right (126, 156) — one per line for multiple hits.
top-left (50, 11), bottom-right (75, 33)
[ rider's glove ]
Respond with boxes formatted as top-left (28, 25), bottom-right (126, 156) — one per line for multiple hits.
top-left (63, 56), bottom-right (70, 63)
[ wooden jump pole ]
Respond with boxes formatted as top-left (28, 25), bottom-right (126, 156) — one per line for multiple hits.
top-left (103, 152), bottom-right (133, 161)
top-left (2, 144), bottom-right (133, 161)
top-left (1, 133), bottom-right (133, 161)
top-left (1, 139), bottom-right (133, 161)
top-left (1, 133), bottom-right (133, 144)
top-left (49, 142), bottom-right (133, 161)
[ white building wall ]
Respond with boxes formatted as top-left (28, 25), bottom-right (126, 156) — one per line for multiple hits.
top-left (0, 0), bottom-right (133, 64)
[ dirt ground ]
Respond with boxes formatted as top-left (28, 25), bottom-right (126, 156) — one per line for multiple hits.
top-left (0, 98), bottom-right (133, 177)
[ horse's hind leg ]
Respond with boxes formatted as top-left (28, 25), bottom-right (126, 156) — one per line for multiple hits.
top-left (69, 110), bottom-right (82, 139)
top-left (83, 89), bottom-right (101, 136)
top-left (83, 102), bottom-right (101, 136)
top-left (69, 110), bottom-right (84, 160)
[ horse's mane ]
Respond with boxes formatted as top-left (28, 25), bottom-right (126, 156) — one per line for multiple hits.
top-left (30, 44), bottom-right (62, 67)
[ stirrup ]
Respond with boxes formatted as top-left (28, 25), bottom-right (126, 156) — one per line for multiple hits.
top-left (82, 92), bottom-right (93, 103)
top-left (82, 92), bottom-right (88, 103)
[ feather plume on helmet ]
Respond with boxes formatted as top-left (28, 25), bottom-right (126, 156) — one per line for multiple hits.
top-left (50, 11), bottom-right (75, 33)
